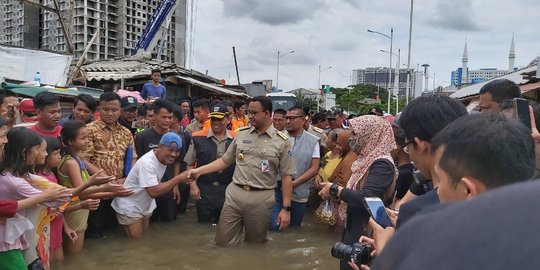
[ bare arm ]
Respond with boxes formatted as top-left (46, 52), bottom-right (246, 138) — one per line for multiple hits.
top-left (292, 158), bottom-right (320, 188)
top-left (145, 171), bottom-right (192, 198)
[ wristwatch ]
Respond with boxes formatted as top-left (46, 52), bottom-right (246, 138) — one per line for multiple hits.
top-left (329, 183), bottom-right (339, 198)
top-left (282, 205), bottom-right (291, 211)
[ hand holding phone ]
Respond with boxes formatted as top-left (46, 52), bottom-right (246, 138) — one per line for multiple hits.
top-left (364, 197), bottom-right (394, 228)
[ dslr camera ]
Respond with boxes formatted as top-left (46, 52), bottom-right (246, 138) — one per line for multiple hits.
top-left (331, 242), bottom-right (373, 266)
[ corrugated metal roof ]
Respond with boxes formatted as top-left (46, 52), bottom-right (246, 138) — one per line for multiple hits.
top-left (177, 76), bottom-right (250, 98)
top-left (451, 65), bottom-right (537, 99)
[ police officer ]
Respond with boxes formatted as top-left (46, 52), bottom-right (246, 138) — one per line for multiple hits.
top-left (188, 96), bottom-right (296, 246)
top-left (184, 103), bottom-right (235, 223)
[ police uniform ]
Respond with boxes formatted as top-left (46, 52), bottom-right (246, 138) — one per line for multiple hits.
top-left (307, 124), bottom-right (327, 152)
top-left (184, 128), bottom-right (235, 223)
top-left (217, 125), bottom-right (296, 245)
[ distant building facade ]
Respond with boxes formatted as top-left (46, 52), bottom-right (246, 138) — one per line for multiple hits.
top-left (352, 67), bottom-right (417, 97)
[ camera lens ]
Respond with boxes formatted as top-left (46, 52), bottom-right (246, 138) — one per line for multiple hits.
top-left (331, 242), bottom-right (352, 260)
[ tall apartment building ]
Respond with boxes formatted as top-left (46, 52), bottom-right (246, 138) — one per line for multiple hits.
top-left (2, 0), bottom-right (186, 66)
top-left (0, 0), bottom-right (40, 49)
top-left (352, 67), bottom-right (418, 97)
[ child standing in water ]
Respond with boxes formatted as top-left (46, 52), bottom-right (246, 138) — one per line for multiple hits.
top-left (58, 120), bottom-right (133, 255)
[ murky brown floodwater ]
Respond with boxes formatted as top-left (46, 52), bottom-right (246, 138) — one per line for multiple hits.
top-left (53, 207), bottom-right (340, 270)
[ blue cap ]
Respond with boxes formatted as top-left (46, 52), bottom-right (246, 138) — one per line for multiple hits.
top-left (159, 132), bottom-right (182, 150)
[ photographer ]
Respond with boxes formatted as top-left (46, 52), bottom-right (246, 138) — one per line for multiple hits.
top-left (319, 115), bottom-right (397, 270)
top-left (369, 113), bottom-right (536, 269)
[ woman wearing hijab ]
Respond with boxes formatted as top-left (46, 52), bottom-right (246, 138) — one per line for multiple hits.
top-left (319, 115), bottom-right (397, 270)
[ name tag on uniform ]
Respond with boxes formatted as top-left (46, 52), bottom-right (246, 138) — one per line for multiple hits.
top-left (261, 159), bottom-right (269, 173)
top-left (243, 140), bottom-right (252, 144)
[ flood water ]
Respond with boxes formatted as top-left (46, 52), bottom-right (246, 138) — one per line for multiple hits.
top-left (54, 208), bottom-right (341, 270)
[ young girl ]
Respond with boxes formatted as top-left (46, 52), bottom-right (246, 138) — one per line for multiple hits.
top-left (0, 117), bottom-right (8, 162)
top-left (58, 120), bottom-right (133, 255)
top-left (0, 127), bottom-right (71, 270)
top-left (36, 137), bottom-right (79, 262)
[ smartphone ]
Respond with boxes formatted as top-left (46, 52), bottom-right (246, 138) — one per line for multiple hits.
top-left (514, 98), bottom-right (531, 129)
top-left (364, 197), bottom-right (394, 228)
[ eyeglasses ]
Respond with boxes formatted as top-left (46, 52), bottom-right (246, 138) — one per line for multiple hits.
top-left (285, 115), bottom-right (305, 121)
top-left (247, 110), bottom-right (263, 116)
top-left (402, 141), bottom-right (414, 154)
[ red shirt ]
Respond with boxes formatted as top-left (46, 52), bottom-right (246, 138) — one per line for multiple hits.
top-left (30, 124), bottom-right (62, 138)
top-left (0, 200), bottom-right (17, 218)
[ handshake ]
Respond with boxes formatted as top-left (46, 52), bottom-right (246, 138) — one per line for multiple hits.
top-left (178, 168), bottom-right (202, 183)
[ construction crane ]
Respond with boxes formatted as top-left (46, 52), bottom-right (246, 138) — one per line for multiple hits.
top-left (131, 0), bottom-right (178, 58)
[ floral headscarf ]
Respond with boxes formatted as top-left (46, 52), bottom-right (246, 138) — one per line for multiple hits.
top-left (338, 115), bottom-right (397, 221)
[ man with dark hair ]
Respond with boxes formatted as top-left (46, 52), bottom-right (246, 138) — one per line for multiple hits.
top-left (369, 114), bottom-right (536, 270)
top-left (185, 103), bottom-right (235, 223)
top-left (140, 69), bottom-right (166, 100)
top-left (170, 105), bottom-right (192, 214)
top-left (272, 109), bottom-right (286, 131)
top-left (431, 114), bottom-right (535, 203)
top-left (326, 107), bottom-right (347, 129)
top-left (135, 99), bottom-right (180, 222)
top-left (0, 90), bottom-right (20, 128)
top-left (231, 100), bottom-right (248, 130)
top-left (118, 96), bottom-right (139, 136)
top-left (396, 95), bottom-right (467, 227)
top-left (83, 92), bottom-right (136, 235)
top-left (311, 112), bottom-right (329, 130)
top-left (59, 94), bottom-right (98, 126)
top-left (186, 99), bottom-right (210, 132)
top-left (478, 79), bottom-right (521, 114)
top-left (269, 106), bottom-right (319, 230)
top-left (31, 92), bottom-right (62, 138)
top-left (189, 96), bottom-right (296, 246)
top-left (368, 107), bottom-right (384, 116)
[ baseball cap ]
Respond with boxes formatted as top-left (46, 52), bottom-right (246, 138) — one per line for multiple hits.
top-left (209, 103), bottom-right (229, 119)
top-left (121, 96), bottom-right (138, 109)
top-left (19, 98), bottom-right (35, 113)
top-left (326, 107), bottom-right (344, 119)
top-left (159, 132), bottom-right (182, 150)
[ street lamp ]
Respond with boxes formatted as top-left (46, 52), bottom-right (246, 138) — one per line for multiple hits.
top-left (317, 65), bottom-right (332, 112)
top-left (276, 50), bottom-right (295, 91)
top-left (381, 49), bottom-right (401, 115)
top-left (368, 28), bottom-right (393, 113)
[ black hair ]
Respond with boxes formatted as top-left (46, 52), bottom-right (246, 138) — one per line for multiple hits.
top-left (73, 94), bottom-right (98, 112)
top-left (146, 103), bottom-right (155, 114)
top-left (394, 128), bottom-right (406, 147)
top-left (33, 92), bottom-right (59, 111)
top-left (328, 128), bottom-right (344, 141)
top-left (99, 92), bottom-right (121, 103)
top-left (0, 117), bottom-right (6, 128)
top-left (399, 95), bottom-right (467, 142)
top-left (233, 100), bottom-right (245, 110)
top-left (288, 106), bottom-right (307, 116)
top-left (273, 109), bottom-right (287, 116)
top-left (222, 100), bottom-right (234, 109)
top-left (151, 69), bottom-right (161, 75)
top-left (0, 127), bottom-right (43, 177)
top-left (153, 99), bottom-right (174, 114)
top-left (138, 106), bottom-right (147, 117)
top-left (0, 90), bottom-right (18, 105)
top-left (172, 105), bottom-right (184, 121)
top-left (35, 136), bottom-right (62, 174)
top-left (251, 96), bottom-right (272, 113)
top-left (179, 99), bottom-right (190, 106)
top-left (60, 120), bottom-right (86, 157)
top-left (311, 112), bottom-right (327, 124)
top-left (431, 114), bottom-right (535, 189)
top-left (478, 79), bottom-right (522, 103)
top-left (192, 99), bottom-right (210, 110)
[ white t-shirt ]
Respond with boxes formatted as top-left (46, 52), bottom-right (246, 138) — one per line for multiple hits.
top-left (112, 150), bottom-right (167, 218)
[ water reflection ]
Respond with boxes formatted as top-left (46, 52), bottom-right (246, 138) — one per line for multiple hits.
top-left (54, 210), bottom-right (339, 270)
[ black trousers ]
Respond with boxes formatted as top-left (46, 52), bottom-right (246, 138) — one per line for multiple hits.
top-left (196, 182), bottom-right (228, 223)
top-left (150, 191), bottom-right (177, 222)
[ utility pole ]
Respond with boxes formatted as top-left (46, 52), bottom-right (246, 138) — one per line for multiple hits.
top-left (232, 46), bottom-right (241, 85)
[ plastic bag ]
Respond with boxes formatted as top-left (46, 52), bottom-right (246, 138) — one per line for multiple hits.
top-left (315, 199), bottom-right (336, 225)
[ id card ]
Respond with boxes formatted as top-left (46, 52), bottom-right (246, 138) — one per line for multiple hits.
top-left (261, 159), bottom-right (269, 173)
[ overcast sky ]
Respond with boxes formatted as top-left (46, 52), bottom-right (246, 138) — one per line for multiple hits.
top-left (188, 0), bottom-right (539, 91)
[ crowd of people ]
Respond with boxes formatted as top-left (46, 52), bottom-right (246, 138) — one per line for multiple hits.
top-left (0, 76), bottom-right (539, 270)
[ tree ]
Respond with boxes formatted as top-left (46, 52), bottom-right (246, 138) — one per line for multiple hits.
top-left (331, 84), bottom-right (406, 115)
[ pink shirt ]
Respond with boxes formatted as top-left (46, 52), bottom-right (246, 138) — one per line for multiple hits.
top-left (0, 172), bottom-right (57, 252)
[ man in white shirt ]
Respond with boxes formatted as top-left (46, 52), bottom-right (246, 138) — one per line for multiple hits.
top-left (112, 132), bottom-right (193, 238)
